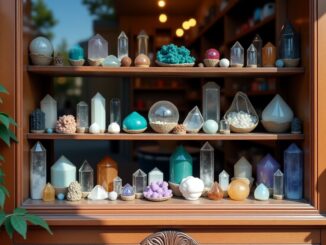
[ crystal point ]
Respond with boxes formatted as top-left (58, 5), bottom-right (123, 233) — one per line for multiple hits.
top-left (200, 142), bottom-right (214, 188)
top-left (40, 94), bottom-right (57, 129)
top-left (256, 154), bottom-right (280, 188)
top-left (230, 41), bottom-right (244, 67)
top-left (79, 160), bottom-right (94, 193)
top-left (234, 157), bottom-right (252, 181)
top-left (148, 167), bottom-right (164, 185)
top-left (88, 185), bottom-right (108, 200)
top-left (247, 44), bottom-right (257, 67)
top-left (91, 92), bottom-right (106, 133)
top-left (202, 82), bottom-right (220, 122)
top-left (170, 146), bottom-right (193, 184)
top-left (273, 169), bottom-right (284, 199)
top-left (42, 183), bottom-right (55, 202)
top-left (254, 183), bottom-right (270, 201)
top-left (118, 31), bottom-right (128, 60)
top-left (77, 101), bottom-right (89, 132)
top-left (133, 169), bottom-right (147, 193)
top-left (30, 141), bottom-right (46, 200)
top-left (183, 106), bottom-right (204, 133)
top-left (51, 155), bottom-right (76, 189)
top-left (88, 34), bottom-right (108, 61)
top-left (113, 176), bottom-right (122, 195)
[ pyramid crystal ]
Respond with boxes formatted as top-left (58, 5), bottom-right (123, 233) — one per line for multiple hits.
top-left (202, 82), bottom-right (220, 122)
top-left (148, 167), bottom-right (164, 184)
top-left (273, 169), bottom-right (284, 199)
top-left (183, 106), bottom-right (204, 133)
top-left (51, 155), bottom-right (76, 188)
top-left (252, 34), bottom-right (262, 66)
top-left (88, 185), bottom-right (108, 200)
top-left (88, 34), bottom-right (108, 60)
top-left (262, 94), bottom-right (294, 124)
top-left (30, 141), bottom-right (46, 200)
top-left (77, 101), bottom-right (89, 131)
top-left (40, 94), bottom-right (57, 129)
top-left (200, 142), bottom-right (214, 188)
top-left (133, 169), bottom-right (147, 193)
top-left (113, 176), bottom-right (122, 194)
top-left (122, 183), bottom-right (134, 196)
top-left (230, 41), bottom-right (244, 67)
top-left (247, 44), bottom-right (257, 67)
top-left (79, 160), bottom-right (94, 193)
top-left (118, 31), bottom-right (128, 61)
top-left (234, 156), bottom-right (252, 180)
top-left (91, 92), bottom-right (106, 133)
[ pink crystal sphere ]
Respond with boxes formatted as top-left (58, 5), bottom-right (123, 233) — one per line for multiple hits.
top-left (205, 49), bottom-right (220, 59)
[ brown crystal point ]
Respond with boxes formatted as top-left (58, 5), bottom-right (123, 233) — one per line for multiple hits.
top-left (42, 183), bottom-right (55, 202)
top-left (207, 182), bottom-right (224, 200)
top-left (97, 156), bottom-right (118, 192)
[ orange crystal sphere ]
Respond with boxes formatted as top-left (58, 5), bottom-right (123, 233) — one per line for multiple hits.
top-left (42, 183), bottom-right (55, 202)
top-left (135, 54), bottom-right (150, 67)
top-left (207, 182), bottom-right (224, 200)
top-left (97, 156), bottom-right (118, 192)
top-left (227, 179), bottom-right (250, 201)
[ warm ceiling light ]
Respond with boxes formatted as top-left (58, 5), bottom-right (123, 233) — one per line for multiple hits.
top-left (159, 14), bottom-right (168, 23)
top-left (182, 21), bottom-right (190, 30)
top-left (176, 28), bottom-right (184, 37)
top-left (158, 0), bottom-right (166, 8)
top-left (189, 18), bottom-right (197, 27)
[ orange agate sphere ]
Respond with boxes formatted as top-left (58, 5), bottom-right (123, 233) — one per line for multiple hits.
top-left (135, 54), bottom-right (150, 67)
top-left (227, 179), bottom-right (250, 201)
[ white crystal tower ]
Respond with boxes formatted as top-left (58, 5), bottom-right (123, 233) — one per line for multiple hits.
top-left (230, 41), bottom-right (244, 67)
top-left (40, 94), bottom-right (57, 129)
top-left (79, 160), bottom-right (94, 193)
top-left (247, 44), bottom-right (258, 67)
top-left (148, 167), bottom-right (164, 184)
top-left (51, 155), bottom-right (76, 188)
top-left (219, 170), bottom-right (229, 194)
top-left (88, 34), bottom-right (108, 61)
top-left (118, 31), bottom-right (128, 61)
top-left (110, 98), bottom-right (121, 125)
top-left (273, 169), bottom-right (284, 199)
top-left (91, 92), bottom-right (106, 133)
top-left (77, 101), bottom-right (89, 132)
top-left (202, 82), bottom-right (220, 122)
top-left (137, 30), bottom-right (149, 55)
top-left (132, 169), bottom-right (147, 193)
top-left (200, 142), bottom-right (215, 188)
top-left (30, 141), bottom-right (46, 200)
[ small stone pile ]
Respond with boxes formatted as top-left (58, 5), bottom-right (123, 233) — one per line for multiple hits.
top-left (67, 181), bottom-right (82, 201)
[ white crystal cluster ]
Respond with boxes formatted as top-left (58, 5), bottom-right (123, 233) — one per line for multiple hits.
top-left (226, 111), bottom-right (257, 128)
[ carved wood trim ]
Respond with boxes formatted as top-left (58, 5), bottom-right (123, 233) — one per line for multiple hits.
top-left (140, 230), bottom-right (199, 245)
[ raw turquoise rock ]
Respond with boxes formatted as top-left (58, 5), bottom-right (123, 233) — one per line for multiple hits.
top-left (102, 55), bottom-right (121, 67)
top-left (69, 45), bottom-right (84, 60)
top-left (170, 146), bottom-right (193, 184)
top-left (203, 120), bottom-right (218, 134)
top-left (123, 111), bottom-right (147, 131)
top-left (254, 183), bottom-right (270, 201)
top-left (156, 44), bottom-right (195, 64)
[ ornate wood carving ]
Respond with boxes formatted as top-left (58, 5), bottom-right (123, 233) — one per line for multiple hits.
top-left (140, 230), bottom-right (199, 245)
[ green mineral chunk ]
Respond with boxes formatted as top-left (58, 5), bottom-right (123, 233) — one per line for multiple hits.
top-left (156, 44), bottom-right (196, 64)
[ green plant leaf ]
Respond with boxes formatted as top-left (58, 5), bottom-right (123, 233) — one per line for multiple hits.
top-left (0, 84), bottom-right (8, 94)
top-left (4, 218), bottom-right (14, 239)
top-left (10, 215), bottom-right (27, 239)
top-left (0, 124), bottom-right (10, 146)
top-left (8, 129), bottom-right (18, 143)
top-left (0, 114), bottom-right (9, 128)
top-left (0, 113), bottom-right (18, 127)
top-left (25, 214), bottom-right (52, 235)
top-left (0, 188), bottom-right (5, 209)
top-left (0, 185), bottom-right (9, 197)
top-left (14, 208), bottom-right (27, 215)
top-left (0, 211), bottom-right (5, 226)
top-left (0, 154), bottom-right (4, 161)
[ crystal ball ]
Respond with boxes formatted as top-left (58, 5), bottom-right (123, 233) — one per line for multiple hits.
top-left (227, 179), bottom-right (250, 201)
top-left (29, 36), bottom-right (53, 56)
top-left (205, 48), bottom-right (220, 60)
top-left (148, 101), bottom-right (179, 133)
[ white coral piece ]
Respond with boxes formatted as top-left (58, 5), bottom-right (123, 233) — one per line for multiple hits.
top-left (179, 176), bottom-right (204, 201)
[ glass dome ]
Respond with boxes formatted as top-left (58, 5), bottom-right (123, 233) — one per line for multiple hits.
top-left (148, 101), bottom-right (179, 133)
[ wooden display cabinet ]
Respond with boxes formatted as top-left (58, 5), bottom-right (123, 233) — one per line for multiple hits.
top-left (1, 0), bottom-right (326, 244)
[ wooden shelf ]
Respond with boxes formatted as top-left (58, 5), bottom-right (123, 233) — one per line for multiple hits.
top-left (22, 197), bottom-right (311, 212)
top-left (27, 132), bottom-right (304, 141)
top-left (226, 15), bottom-right (276, 45)
top-left (27, 66), bottom-right (304, 78)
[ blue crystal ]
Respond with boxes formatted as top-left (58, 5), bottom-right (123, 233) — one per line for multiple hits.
top-left (57, 193), bottom-right (65, 200)
top-left (275, 59), bottom-right (285, 68)
top-left (46, 128), bottom-right (53, 134)
top-left (122, 183), bottom-right (134, 196)
top-left (284, 143), bottom-right (303, 200)
top-left (69, 45), bottom-right (84, 60)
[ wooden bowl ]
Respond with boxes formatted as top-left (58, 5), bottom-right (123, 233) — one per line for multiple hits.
top-left (203, 59), bottom-right (219, 67)
top-left (230, 123), bottom-right (258, 133)
top-left (168, 182), bottom-right (182, 197)
top-left (155, 60), bottom-right (195, 67)
top-left (69, 59), bottom-right (85, 66)
top-left (144, 195), bottom-right (172, 202)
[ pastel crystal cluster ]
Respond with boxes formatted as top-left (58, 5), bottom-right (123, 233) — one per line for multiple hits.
top-left (55, 115), bottom-right (77, 134)
top-left (143, 181), bottom-right (172, 199)
top-left (156, 44), bottom-right (195, 64)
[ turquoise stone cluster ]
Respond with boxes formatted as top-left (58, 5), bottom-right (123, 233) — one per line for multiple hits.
top-left (156, 44), bottom-right (195, 64)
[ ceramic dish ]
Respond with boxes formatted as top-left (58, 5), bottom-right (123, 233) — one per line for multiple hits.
top-left (155, 60), bottom-right (195, 67)
top-left (145, 195), bottom-right (172, 202)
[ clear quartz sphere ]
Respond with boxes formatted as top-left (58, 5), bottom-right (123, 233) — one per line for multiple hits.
top-left (148, 101), bottom-right (179, 133)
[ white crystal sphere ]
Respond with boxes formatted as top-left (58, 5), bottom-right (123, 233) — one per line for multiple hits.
top-left (29, 37), bottom-right (54, 56)
top-left (108, 191), bottom-right (118, 201)
top-left (203, 120), bottom-right (219, 134)
top-left (219, 58), bottom-right (230, 67)
top-left (108, 122), bottom-right (120, 134)
top-left (89, 122), bottom-right (101, 134)
top-left (148, 101), bottom-right (179, 133)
